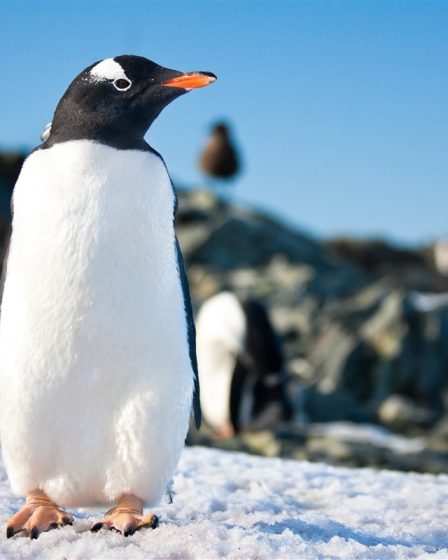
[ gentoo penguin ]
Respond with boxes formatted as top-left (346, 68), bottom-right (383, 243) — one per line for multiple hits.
top-left (0, 55), bottom-right (216, 539)
top-left (198, 122), bottom-right (240, 180)
top-left (196, 292), bottom-right (292, 436)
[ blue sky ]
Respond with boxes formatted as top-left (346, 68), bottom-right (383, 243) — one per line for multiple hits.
top-left (1, 0), bottom-right (447, 245)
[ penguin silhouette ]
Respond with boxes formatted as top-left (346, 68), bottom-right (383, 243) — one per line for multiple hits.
top-left (198, 122), bottom-right (240, 183)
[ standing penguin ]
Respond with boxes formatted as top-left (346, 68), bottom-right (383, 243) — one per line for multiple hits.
top-left (198, 122), bottom-right (240, 181)
top-left (196, 292), bottom-right (292, 437)
top-left (0, 55), bottom-right (216, 539)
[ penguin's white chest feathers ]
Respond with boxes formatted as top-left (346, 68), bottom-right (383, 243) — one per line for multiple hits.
top-left (0, 140), bottom-right (194, 507)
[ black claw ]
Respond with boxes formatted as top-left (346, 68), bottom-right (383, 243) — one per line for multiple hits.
top-left (62, 517), bottom-right (73, 526)
top-left (90, 522), bottom-right (103, 533)
top-left (6, 526), bottom-right (14, 539)
top-left (150, 515), bottom-right (159, 529)
top-left (123, 524), bottom-right (135, 537)
top-left (30, 527), bottom-right (39, 540)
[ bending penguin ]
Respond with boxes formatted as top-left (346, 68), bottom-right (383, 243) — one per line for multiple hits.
top-left (0, 55), bottom-right (216, 539)
top-left (196, 292), bottom-right (292, 437)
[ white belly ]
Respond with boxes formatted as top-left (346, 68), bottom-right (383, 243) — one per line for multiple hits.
top-left (0, 140), bottom-right (194, 507)
top-left (196, 292), bottom-right (246, 430)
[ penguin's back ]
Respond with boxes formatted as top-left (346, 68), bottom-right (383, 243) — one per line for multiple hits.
top-left (0, 140), bottom-right (194, 507)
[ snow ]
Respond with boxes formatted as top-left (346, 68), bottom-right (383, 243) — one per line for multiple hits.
top-left (0, 446), bottom-right (447, 559)
top-left (308, 421), bottom-right (426, 454)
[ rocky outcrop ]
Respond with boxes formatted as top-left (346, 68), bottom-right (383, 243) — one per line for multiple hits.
top-left (176, 188), bottom-right (448, 439)
top-left (326, 237), bottom-right (448, 292)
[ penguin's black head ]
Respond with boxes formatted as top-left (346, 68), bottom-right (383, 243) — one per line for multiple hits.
top-left (43, 55), bottom-right (217, 150)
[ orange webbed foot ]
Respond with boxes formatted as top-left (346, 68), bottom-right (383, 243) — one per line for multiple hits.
top-left (6, 490), bottom-right (73, 539)
top-left (90, 494), bottom-right (158, 537)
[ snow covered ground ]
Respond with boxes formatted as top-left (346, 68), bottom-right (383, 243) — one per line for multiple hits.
top-left (0, 446), bottom-right (447, 559)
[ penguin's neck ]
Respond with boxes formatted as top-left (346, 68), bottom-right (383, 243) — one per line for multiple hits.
top-left (41, 124), bottom-right (152, 153)
top-left (40, 99), bottom-right (162, 153)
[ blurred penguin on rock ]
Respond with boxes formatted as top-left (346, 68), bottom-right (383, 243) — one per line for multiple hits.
top-left (196, 292), bottom-right (292, 437)
top-left (198, 122), bottom-right (240, 187)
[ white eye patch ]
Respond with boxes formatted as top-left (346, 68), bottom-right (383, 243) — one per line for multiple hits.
top-left (88, 58), bottom-right (132, 90)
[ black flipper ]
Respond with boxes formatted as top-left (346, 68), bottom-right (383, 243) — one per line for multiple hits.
top-left (149, 153), bottom-right (201, 429)
top-left (175, 237), bottom-right (201, 429)
top-left (0, 233), bottom-right (10, 303)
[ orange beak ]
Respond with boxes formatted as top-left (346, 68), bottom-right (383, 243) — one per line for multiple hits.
top-left (161, 71), bottom-right (217, 89)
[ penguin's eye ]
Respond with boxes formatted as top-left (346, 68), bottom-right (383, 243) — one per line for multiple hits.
top-left (113, 79), bottom-right (132, 91)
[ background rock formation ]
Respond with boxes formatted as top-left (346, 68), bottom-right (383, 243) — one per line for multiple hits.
top-left (176, 189), bottom-right (448, 472)
top-left (1, 154), bottom-right (447, 472)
